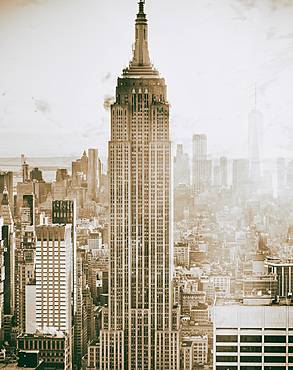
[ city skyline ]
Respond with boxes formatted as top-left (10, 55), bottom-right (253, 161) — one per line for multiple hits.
top-left (1, 0), bottom-right (293, 159)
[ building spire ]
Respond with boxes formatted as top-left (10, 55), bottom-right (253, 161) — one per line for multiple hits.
top-left (138, 0), bottom-right (145, 13)
top-left (122, 0), bottom-right (159, 77)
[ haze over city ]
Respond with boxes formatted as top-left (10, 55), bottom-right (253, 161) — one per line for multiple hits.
top-left (1, 0), bottom-right (293, 159)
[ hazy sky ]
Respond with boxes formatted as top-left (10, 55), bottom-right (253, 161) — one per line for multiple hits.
top-left (1, 0), bottom-right (293, 160)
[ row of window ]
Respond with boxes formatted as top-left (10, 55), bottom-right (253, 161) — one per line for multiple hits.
top-left (216, 335), bottom-right (293, 343)
top-left (217, 355), bottom-right (293, 363)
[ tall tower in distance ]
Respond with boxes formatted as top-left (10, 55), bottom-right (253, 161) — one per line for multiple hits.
top-left (100, 1), bottom-right (180, 369)
top-left (192, 134), bottom-right (207, 193)
top-left (87, 148), bottom-right (99, 201)
top-left (174, 144), bottom-right (190, 188)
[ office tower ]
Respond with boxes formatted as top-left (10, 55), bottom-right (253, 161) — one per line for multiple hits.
top-left (0, 187), bottom-right (14, 316)
top-left (214, 296), bottom-right (293, 369)
top-left (72, 158), bottom-right (81, 179)
top-left (30, 167), bottom-right (43, 182)
top-left (81, 150), bottom-right (88, 176)
top-left (34, 182), bottom-right (52, 205)
top-left (174, 144), bottom-right (190, 188)
top-left (16, 182), bottom-right (34, 213)
top-left (0, 187), bottom-right (15, 344)
top-left (74, 255), bottom-right (88, 367)
top-left (248, 89), bottom-right (263, 184)
top-left (16, 226), bottom-right (36, 334)
top-left (21, 155), bottom-right (29, 182)
top-left (23, 194), bottom-right (35, 226)
top-left (192, 134), bottom-right (207, 193)
top-left (100, 2), bottom-right (180, 369)
top-left (0, 171), bottom-right (13, 208)
top-left (35, 225), bottom-right (72, 333)
top-left (219, 156), bottom-right (227, 188)
top-left (87, 148), bottom-right (99, 200)
top-left (20, 194), bottom-right (35, 235)
top-left (52, 200), bottom-right (77, 314)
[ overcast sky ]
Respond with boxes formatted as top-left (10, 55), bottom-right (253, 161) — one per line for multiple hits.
top-left (1, 0), bottom-right (293, 160)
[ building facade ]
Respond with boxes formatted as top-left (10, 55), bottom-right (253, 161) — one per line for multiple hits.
top-left (192, 134), bottom-right (207, 193)
top-left (35, 225), bottom-right (72, 334)
top-left (99, 2), bottom-right (180, 369)
top-left (214, 297), bottom-right (293, 370)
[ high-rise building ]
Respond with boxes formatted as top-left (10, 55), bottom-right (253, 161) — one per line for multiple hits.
top-left (21, 155), bottom-right (29, 182)
top-left (0, 186), bottom-right (15, 344)
top-left (35, 225), bottom-right (72, 333)
top-left (30, 167), bottom-right (43, 182)
top-left (23, 194), bottom-right (35, 226)
top-left (174, 144), bottom-right (190, 188)
top-left (0, 186), bottom-right (15, 317)
top-left (0, 171), bottom-right (13, 208)
top-left (87, 148), bottom-right (99, 200)
top-left (52, 200), bottom-right (77, 314)
top-left (192, 134), bottom-right (207, 193)
top-left (100, 2), bottom-right (180, 369)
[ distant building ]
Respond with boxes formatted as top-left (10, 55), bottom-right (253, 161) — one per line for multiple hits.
top-left (0, 171), bottom-right (13, 208)
top-left (56, 168), bottom-right (69, 182)
top-left (16, 182), bottom-right (34, 213)
top-left (87, 149), bottom-right (99, 200)
top-left (174, 184), bottom-right (192, 222)
top-left (174, 242), bottom-right (190, 267)
top-left (30, 167), bottom-right (43, 182)
top-left (174, 144), bottom-right (190, 188)
top-left (192, 134), bottom-right (207, 193)
top-left (23, 194), bottom-right (35, 226)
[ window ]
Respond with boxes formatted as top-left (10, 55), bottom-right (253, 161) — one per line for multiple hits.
top-left (240, 336), bottom-right (262, 343)
top-left (264, 336), bottom-right (286, 343)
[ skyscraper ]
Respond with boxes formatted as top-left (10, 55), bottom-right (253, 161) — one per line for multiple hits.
top-left (52, 200), bottom-right (77, 314)
top-left (192, 134), bottom-right (207, 193)
top-left (35, 225), bottom-right (72, 333)
top-left (174, 144), bottom-right (190, 189)
top-left (100, 2), bottom-right (180, 369)
top-left (87, 148), bottom-right (99, 200)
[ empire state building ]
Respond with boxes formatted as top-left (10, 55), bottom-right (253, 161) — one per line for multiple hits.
top-left (100, 2), bottom-right (180, 369)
